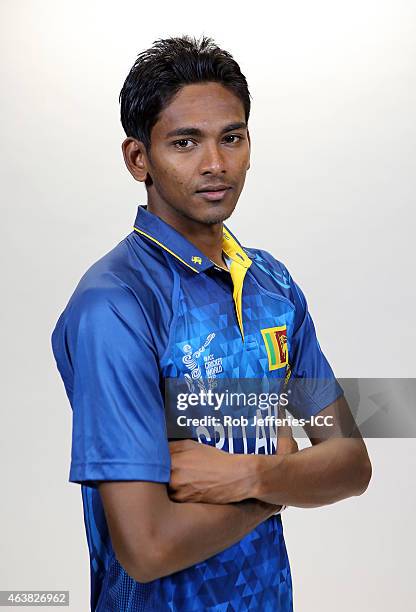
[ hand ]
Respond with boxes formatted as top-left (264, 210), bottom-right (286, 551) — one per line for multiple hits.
top-left (168, 439), bottom-right (250, 504)
top-left (236, 498), bottom-right (284, 522)
top-left (271, 406), bottom-right (299, 513)
top-left (276, 406), bottom-right (299, 455)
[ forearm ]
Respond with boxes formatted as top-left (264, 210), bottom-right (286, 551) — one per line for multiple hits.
top-left (136, 498), bottom-right (276, 582)
top-left (247, 438), bottom-right (372, 508)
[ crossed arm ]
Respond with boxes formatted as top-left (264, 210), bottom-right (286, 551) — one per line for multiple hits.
top-left (99, 394), bottom-right (372, 583)
top-left (168, 395), bottom-right (372, 508)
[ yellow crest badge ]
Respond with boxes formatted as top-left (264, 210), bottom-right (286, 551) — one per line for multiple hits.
top-left (261, 325), bottom-right (288, 370)
top-left (191, 256), bottom-right (202, 265)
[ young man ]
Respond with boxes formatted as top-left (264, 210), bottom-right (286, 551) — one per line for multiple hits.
top-left (51, 36), bottom-right (372, 611)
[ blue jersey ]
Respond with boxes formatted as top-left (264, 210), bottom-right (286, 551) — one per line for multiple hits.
top-left (51, 204), bottom-right (343, 611)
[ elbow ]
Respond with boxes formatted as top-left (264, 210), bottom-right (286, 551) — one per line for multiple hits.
top-left (353, 454), bottom-right (373, 497)
top-left (130, 568), bottom-right (160, 585)
top-left (128, 562), bottom-right (158, 585)
top-left (121, 540), bottom-right (171, 584)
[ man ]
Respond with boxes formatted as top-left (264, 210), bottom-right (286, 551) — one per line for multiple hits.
top-left (51, 35), bottom-right (372, 611)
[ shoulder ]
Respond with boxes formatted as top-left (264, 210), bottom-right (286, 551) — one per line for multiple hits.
top-left (65, 238), bottom-right (141, 316)
top-left (245, 246), bottom-right (289, 275)
top-left (73, 233), bottom-right (154, 295)
top-left (51, 233), bottom-right (176, 388)
top-left (52, 235), bottom-right (160, 350)
top-left (244, 246), bottom-right (295, 296)
top-left (244, 246), bottom-right (309, 318)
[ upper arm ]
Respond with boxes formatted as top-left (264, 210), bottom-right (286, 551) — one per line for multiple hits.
top-left (302, 393), bottom-right (363, 445)
top-left (279, 267), bottom-right (371, 464)
top-left (52, 284), bottom-right (176, 581)
top-left (284, 270), bottom-right (345, 420)
top-left (52, 284), bottom-right (171, 486)
top-left (284, 272), bottom-right (367, 450)
top-left (98, 480), bottom-right (171, 582)
top-left (302, 395), bottom-right (373, 492)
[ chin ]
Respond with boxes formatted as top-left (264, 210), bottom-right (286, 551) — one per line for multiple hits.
top-left (191, 202), bottom-right (236, 226)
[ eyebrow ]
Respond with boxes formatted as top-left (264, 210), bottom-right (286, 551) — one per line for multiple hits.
top-left (165, 122), bottom-right (247, 139)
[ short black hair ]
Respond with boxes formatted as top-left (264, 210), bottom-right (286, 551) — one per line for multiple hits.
top-left (119, 35), bottom-right (251, 149)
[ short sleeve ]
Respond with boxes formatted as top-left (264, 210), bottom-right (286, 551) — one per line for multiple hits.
top-left (285, 273), bottom-right (344, 419)
top-left (51, 285), bottom-right (171, 488)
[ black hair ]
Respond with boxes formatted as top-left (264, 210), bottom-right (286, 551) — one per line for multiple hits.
top-left (119, 35), bottom-right (251, 149)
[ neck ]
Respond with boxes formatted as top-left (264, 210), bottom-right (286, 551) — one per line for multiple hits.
top-left (147, 198), bottom-right (225, 268)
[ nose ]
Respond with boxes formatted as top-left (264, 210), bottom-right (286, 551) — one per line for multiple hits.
top-left (199, 142), bottom-right (226, 175)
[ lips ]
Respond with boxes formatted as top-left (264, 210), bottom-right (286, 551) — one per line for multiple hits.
top-left (196, 184), bottom-right (231, 193)
top-left (195, 185), bottom-right (232, 201)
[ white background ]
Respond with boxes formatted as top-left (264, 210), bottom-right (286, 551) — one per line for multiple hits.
top-left (1, 1), bottom-right (415, 610)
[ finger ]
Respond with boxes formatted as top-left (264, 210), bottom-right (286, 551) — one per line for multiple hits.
top-left (277, 406), bottom-right (294, 440)
top-left (168, 439), bottom-right (194, 453)
top-left (276, 406), bottom-right (298, 454)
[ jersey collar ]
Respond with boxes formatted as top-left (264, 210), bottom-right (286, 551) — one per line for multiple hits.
top-left (132, 204), bottom-right (252, 274)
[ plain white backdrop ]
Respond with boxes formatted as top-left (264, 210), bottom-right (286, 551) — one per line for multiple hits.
top-left (1, 1), bottom-right (415, 610)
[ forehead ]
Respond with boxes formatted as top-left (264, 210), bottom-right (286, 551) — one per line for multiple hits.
top-left (154, 82), bottom-right (246, 135)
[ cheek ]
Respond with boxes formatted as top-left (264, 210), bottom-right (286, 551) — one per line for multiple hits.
top-left (239, 149), bottom-right (250, 169)
top-left (159, 160), bottom-right (193, 191)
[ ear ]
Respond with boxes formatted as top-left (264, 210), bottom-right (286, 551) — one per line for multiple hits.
top-left (121, 138), bottom-right (150, 182)
top-left (246, 129), bottom-right (251, 171)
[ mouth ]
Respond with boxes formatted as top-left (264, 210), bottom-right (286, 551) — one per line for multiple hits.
top-left (195, 185), bottom-right (232, 202)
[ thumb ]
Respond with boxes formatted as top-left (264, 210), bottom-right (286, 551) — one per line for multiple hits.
top-left (276, 405), bottom-right (298, 455)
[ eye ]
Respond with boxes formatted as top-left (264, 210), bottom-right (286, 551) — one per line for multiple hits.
top-left (173, 139), bottom-right (196, 149)
top-left (223, 134), bottom-right (243, 144)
